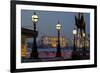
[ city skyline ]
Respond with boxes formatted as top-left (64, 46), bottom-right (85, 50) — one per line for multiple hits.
top-left (21, 10), bottom-right (90, 42)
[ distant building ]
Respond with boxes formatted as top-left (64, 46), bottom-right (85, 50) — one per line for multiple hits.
top-left (21, 28), bottom-right (68, 58)
top-left (40, 36), bottom-right (68, 48)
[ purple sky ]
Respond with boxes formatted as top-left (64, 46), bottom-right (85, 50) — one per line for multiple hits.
top-left (21, 10), bottom-right (90, 44)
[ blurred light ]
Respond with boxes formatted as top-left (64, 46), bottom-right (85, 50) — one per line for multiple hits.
top-left (32, 12), bottom-right (38, 23)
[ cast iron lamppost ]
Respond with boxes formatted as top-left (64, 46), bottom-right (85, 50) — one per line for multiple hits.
top-left (31, 12), bottom-right (39, 59)
top-left (72, 27), bottom-right (77, 59)
top-left (56, 21), bottom-right (62, 57)
top-left (83, 32), bottom-right (86, 57)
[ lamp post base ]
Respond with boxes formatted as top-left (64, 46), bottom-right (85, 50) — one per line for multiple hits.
top-left (56, 46), bottom-right (61, 57)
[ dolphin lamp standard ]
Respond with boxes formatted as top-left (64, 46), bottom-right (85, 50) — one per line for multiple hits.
top-left (31, 12), bottom-right (39, 59)
top-left (56, 22), bottom-right (62, 57)
top-left (73, 27), bottom-right (77, 49)
top-left (72, 27), bottom-right (77, 58)
top-left (83, 32), bottom-right (86, 56)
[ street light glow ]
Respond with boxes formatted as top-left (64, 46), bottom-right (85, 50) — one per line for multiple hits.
top-left (56, 23), bottom-right (61, 30)
top-left (73, 28), bottom-right (77, 35)
top-left (32, 13), bottom-right (38, 23)
top-left (83, 32), bottom-right (86, 37)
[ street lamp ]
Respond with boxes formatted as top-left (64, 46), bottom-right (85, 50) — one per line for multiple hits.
top-left (56, 21), bottom-right (62, 57)
top-left (83, 32), bottom-right (85, 37)
top-left (31, 12), bottom-right (39, 59)
top-left (83, 32), bottom-right (86, 57)
top-left (73, 27), bottom-right (77, 48)
top-left (72, 27), bottom-right (77, 59)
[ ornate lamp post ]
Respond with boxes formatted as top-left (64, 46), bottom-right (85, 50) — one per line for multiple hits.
top-left (72, 27), bottom-right (77, 58)
top-left (83, 32), bottom-right (86, 57)
top-left (56, 22), bottom-right (62, 57)
top-left (31, 12), bottom-right (39, 59)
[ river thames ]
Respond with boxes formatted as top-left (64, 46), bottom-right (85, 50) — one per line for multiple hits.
top-left (22, 47), bottom-right (90, 63)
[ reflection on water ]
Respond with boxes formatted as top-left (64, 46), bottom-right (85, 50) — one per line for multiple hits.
top-left (22, 47), bottom-right (90, 63)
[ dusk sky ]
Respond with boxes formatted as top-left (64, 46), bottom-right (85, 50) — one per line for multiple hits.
top-left (21, 10), bottom-right (90, 41)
